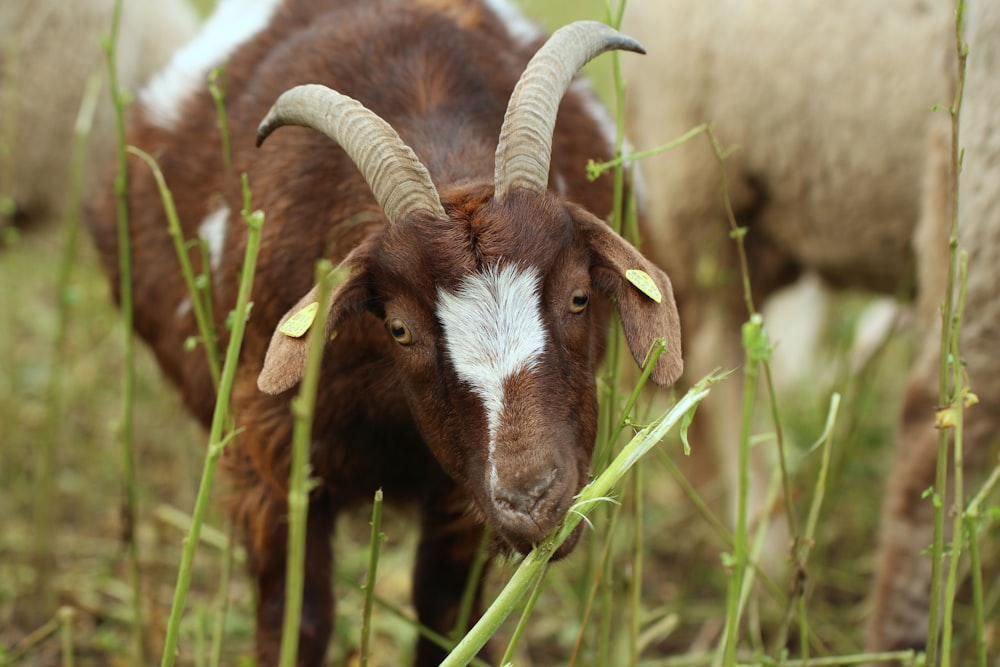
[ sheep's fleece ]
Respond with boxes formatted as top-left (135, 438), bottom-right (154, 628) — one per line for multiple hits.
top-left (624, 0), bottom-right (997, 655)
top-left (0, 0), bottom-right (198, 224)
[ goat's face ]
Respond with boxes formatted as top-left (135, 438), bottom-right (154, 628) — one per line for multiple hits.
top-left (259, 187), bottom-right (682, 555)
top-left (252, 21), bottom-right (681, 556)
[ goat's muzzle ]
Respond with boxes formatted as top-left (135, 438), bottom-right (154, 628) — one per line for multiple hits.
top-left (488, 461), bottom-right (582, 557)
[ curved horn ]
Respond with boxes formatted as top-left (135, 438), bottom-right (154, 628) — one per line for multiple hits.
top-left (494, 21), bottom-right (645, 201)
top-left (257, 84), bottom-right (446, 225)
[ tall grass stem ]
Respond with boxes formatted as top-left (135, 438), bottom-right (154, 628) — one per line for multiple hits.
top-left (278, 259), bottom-right (338, 667)
top-left (102, 0), bottom-right (144, 659)
top-left (360, 489), bottom-right (385, 667)
top-left (160, 180), bottom-right (265, 667)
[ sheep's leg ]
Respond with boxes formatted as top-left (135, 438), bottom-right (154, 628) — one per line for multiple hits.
top-left (412, 498), bottom-right (490, 667)
top-left (867, 375), bottom-right (940, 653)
top-left (249, 491), bottom-right (335, 667)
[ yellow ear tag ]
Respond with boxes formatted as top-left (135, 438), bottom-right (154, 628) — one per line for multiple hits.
top-left (625, 269), bottom-right (662, 303)
top-left (279, 302), bottom-right (319, 338)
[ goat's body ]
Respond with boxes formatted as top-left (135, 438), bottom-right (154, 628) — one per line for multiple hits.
top-left (87, 2), bottom-right (678, 664)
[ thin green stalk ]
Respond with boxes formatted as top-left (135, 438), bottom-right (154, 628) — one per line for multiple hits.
top-left (630, 465), bottom-right (644, 667)
top-left (360, 489), bottom-right (385, 667)
top-left (58, 607), bottom-right (75, 667)
top-left (587, 124), bottom-right (709, 182)
top-left (927, 2), bottom-right (968, 661)
top-left (570, 341), bottom-right (663, 666)
top-left (608, 339), bottom-right (666, 447)
top-left (195, 607), bottom-right (208, 667)
top-left (160, 179), bottom-right (264, 667)
top-left (500, 564), bottom-right (550, 666)
top-left (940, 254), bottom-right (969, 667)
top-left (607, 0), bottom-right (627, 236)
top-left (714, 316), bottom-right (766, 667)
top-left (589, 19), bottom-right (632, 595)
top-left (961, 514), bottom-right (986, 667)
top-left (770, 394), bottom-right (841, 655)
top-left (4, 616), bottom-right (61, 664)
top-left (760, 362), bottom-right (797, 542)
top-left (597, 502), bottom-right (622, 666)
top-left (278, 258), bottom-right (338, 667)
top-left (638, 650), bottom-right (918, 667)
top-left (706, 127), bottom-right (754, 316)
top-left (654, 449), bottom-right (733, 547)
top-left (208, 523), bottom-right (236, 667)
top-left (570, 498), bottom-right (624, 667)
top-left (0, 41), bottom-right (19, 394)
top-left (332, 572), bottom-right (493, 667)
top-left (440, 376), bottom-right (715, 667)
top-left (208, 67), bottom-right (233, 173)
top-left (102, 0), bottom-right (143, 660)
top-left (126, 147), bottom-right (221, 388)
top-left (453, 527), bottom-right (492, 640)
top-left (32, 72), bottom-right (101, 615)
top-left (797, 393), bottom-right (841, 661)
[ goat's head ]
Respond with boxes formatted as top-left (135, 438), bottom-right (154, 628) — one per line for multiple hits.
top-left (255, 22), bottom-right (682, 556)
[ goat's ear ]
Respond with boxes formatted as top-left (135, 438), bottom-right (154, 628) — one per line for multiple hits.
top-left (571, 204), bottom-right (683, 387)
top-left (257, 250), bottom-right (371, 395)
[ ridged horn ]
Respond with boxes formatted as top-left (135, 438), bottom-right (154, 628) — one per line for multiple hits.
top-left (494, 21), bottom-right (645, 202)
top-left (257, 84), bottom-right (446, 226)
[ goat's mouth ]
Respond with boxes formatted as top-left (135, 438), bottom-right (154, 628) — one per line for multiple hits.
top-left (485, 467), bottom-right (583, 559)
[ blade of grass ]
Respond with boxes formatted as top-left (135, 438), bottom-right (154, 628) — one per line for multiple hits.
top-left (32, 72), bottom-right (102, 616)
top-left (58, 607), bottom-right (75, 667)
top-left (360, 489), bottom-right (385, 667)
top-left (160, 176), bottom-right (264, 667)
top-left (102, 0), bottom-right (144, 659)
top-left (939, 253), bottom-right (969, 667)
top-left (927, 2), bottom-right (969, 661)
top-left (452, 527), bottom-right (492, 640)
top-left (125, 147), bottom-right (221, 388)
top-left (499, 563), bottom-right (550, 666)
top-left (278, 258), bottom-right (340, 667)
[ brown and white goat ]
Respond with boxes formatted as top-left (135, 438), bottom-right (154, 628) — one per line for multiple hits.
top-left (86, 0), bottom-right (683, 664)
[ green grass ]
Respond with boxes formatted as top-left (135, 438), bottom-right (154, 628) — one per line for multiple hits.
top-left (2, 1), bottom-right (998, 666)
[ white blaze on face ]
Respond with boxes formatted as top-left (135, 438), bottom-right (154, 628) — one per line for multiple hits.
top-left (436, 263), bottom-right (548, 488)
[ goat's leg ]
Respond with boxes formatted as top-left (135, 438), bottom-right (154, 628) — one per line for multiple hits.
top-left (411, 495), bottom-right (490, 667)
top-left (248, 491), bottom-right (335, 667)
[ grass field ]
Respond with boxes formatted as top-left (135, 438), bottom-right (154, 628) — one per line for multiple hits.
top-left (1, 1), bottom-right (997, 666)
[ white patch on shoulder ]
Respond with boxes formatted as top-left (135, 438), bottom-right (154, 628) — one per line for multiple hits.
top-left (436, 263), bottom-right (548, 486)
top-left (482, 0), bottom-right (544, 44)
top-left (140, 0), bottom-right (284, 129)
top-left (199, 205), bottom-right (230, 273)
top-left (176, 296), bottom-right (193, 319)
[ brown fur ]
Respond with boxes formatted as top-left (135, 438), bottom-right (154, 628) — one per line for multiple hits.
top-left (86, 1), bottom-right (681, 664)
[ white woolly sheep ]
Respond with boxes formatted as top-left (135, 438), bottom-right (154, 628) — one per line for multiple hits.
top-left (868, 0), bottom-right (1000, 654)
top-left (621, 0), bottom-right (995, 655)
top-left (0, 0), bottom-right (199, 227)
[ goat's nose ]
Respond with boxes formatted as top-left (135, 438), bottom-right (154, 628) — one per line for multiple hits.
top-left (492, 469), bottom-right (557, 517)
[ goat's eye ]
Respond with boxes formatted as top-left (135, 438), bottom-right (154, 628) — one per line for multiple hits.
top-left (388, 318), bottom-right (413, 344)
top-left (569, 289), bottom-right (589, 314)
